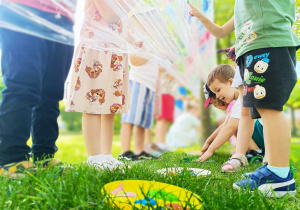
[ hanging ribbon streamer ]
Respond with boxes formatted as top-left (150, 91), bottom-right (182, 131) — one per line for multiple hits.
top-left (0, 0), bottom-right (216, 97)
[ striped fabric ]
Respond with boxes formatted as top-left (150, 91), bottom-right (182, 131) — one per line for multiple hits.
top-left (121, 80), bottom-right (155, 129)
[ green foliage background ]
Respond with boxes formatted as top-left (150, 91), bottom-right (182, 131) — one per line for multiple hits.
top-left (214, 0), bottom-right (236, 65)
top-left (0, 70), bottom-right (4, 101)
top-left (296, 0), bottom-right (300, 60)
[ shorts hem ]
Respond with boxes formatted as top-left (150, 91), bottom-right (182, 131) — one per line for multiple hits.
top-left (242, 103), bottom-right (283, 111)
top-left (121, 120), bottom-right (152, 129)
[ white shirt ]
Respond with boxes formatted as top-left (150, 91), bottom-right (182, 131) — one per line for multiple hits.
top-left (230, 96), bottom-right (241, 119)
top-left (129, 58), bottom-right (159, 91)
top-left (232, 66), bottom-right (243, 88)
top-left (166, 113), bottom-right (201, 147)
top-left (229, 97), bottom-right (263, 126)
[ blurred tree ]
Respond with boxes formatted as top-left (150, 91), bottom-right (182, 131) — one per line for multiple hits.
top-left (285, 79), bottom-right (300, 136)
top-left (199, 80), bottom-right (214, 144)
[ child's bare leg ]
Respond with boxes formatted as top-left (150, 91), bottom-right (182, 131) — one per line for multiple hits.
top-left (263, 148), bottom-right (268, 165)
top-left (248, 138), bottom-right (259, 150)
top-left (133, 126), bottom-right (145, 154)
top-left (145, 129), bottom-right (153, 145)
top-left (235, 86), bottom-right (254, 155)
top-left (257, 108), bottom-right (290, 167)
top-left (120, 122), bottom-right (133, 154)
top-left (155, 119), bottom-right (168, 144)
top-left (82, 113), bottom-right (101, 156)
top-left (222, 86), bottom-right (253, 172)
top-left (100, 114), bottom-right (115, 155)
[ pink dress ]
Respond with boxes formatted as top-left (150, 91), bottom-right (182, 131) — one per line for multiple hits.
top-left (66, 1), bottom-right (129, 114)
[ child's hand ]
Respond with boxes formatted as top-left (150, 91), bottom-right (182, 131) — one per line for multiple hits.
top-left (200, 141), bottom-right (211, 155)
top-left (188, 3), bottom-right (201, 18)
top-left (195, 149), bottom-right (214, 162)
top-left (226, 45), bottom-right (236, 61)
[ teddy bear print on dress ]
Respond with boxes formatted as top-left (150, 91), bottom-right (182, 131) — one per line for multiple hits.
top-left (85, 89), bottom-right (106, 105)
top-left (94, 10), bottom-right (101, 22)
top-left (74, 58), bottom-right (82, 73)
top-left (111, 54), bottom-right (123, 71)
top-left (113, 79), bottom-right (126, 105)
top-left (85, 60), bottom-right (103, 79)
top-left (110, 103), bottom-right (122, 114)
top-left (75, 76), bottom-right (81, 91)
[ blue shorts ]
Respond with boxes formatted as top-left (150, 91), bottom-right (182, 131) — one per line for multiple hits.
top-left (252, 120), bottom-right (265, 151)
top-left (121, 80), bottom-right (155, 129)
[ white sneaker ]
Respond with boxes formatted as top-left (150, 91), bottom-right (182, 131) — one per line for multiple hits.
top-left (87, 155), bottom-right (127, 171)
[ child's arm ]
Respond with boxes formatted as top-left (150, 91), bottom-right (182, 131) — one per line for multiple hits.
top-left (200, 113), bottom-right (231, 154)
top-left (188, 3), bottom-right (234, 38)
top-left (129, 56), bottom-right (149, 66)
top-left (197, 117), bottom-right (239, 162)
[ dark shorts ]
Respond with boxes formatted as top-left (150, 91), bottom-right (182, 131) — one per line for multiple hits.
top-left (238, 47), bottom-right (297, 119)
top-left (252, 120), bottom-right (264, 152)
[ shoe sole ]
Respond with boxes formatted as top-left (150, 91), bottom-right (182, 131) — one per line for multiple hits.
top-left (118, 157), bottom-right (133, 161)
top-left (233, 183), bottom-right (297, 198)
top-left (1, 171), bottom-right (26, 179)
top-left (221, 169), bottom-right (237, 173)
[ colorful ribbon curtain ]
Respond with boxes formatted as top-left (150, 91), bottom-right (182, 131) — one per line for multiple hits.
top-left (80, 0), bottom-right (216, 97)
top-left (0, 0), bottom-right (216, 97)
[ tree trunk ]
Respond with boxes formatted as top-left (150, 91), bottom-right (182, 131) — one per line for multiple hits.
top-left (199, 80), bottom-right (213, 146)
top-left (290, 106), bottom-right (297, 136)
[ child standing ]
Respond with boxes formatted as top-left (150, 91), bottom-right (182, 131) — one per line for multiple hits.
top-left (119, 55), bottom-right (158, 160)
top-left (0, 0), bottom-right (75, 177)
top-left (189, 0), bottom-right (299, 197)
top-left (66, 0), bottom-right (129, 169)
top-left (155, 67), bottom-right (179, 151)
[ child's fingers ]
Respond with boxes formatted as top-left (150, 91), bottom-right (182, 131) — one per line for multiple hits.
top-left (188, 3), bottom-right (196, 10)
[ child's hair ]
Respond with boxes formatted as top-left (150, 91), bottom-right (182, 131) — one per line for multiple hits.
top-left (210, 95), bottom-right (227, 107)
top-left (207, 64), bottom-right (235, 86)
top-left (184, 98), bottom-right (199, 111)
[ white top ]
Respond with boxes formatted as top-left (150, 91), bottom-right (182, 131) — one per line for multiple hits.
top-left (166, 113), bottom-right (200, 147)
top-left (232, 66), bottom-right (243, 88)
top-left (230, 96), bottom-right (241, 119)
top-left (129, 59), bottom-right (159, 91)
top-left (229, 97), bottom-right (263, 126)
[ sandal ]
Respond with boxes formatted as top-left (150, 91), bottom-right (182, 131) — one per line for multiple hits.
top-left (36, 158), bottom-right (73, 173)
top-left (221, 154), bottom-right (248, 173)
top-left (0, 161), bottom-right (36, 179)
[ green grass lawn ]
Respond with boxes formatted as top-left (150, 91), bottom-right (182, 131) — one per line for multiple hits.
top-left (1, 133), bottom-right (299, 209)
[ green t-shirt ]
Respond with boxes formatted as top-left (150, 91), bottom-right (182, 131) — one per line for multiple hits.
top-left (234, 0), bottom-right (300, 59)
